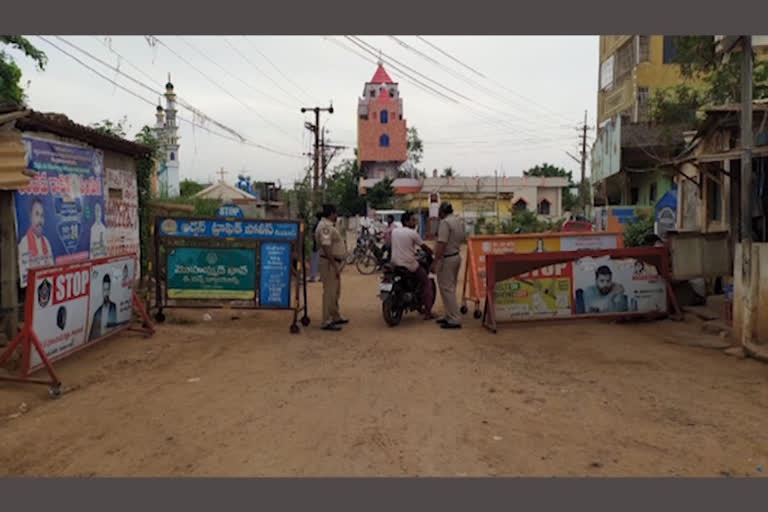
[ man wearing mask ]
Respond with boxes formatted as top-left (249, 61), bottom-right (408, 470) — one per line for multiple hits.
top-left (315, 204), bottom-right (348, 331)
top-left (390, 211), bottom-right (434, 320)
top-left (432, 202), bottom-right (466, 329)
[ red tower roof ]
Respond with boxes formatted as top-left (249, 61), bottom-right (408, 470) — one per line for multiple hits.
top-left (370, 64), bottom-right (393, 84)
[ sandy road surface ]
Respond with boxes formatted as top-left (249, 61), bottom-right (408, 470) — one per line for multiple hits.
top-left (1, 258), bottom-right (768, 477)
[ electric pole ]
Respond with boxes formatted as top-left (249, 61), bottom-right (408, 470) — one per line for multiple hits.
top-left (740, 35), bottom-right (756, 352)
top-left (301, 104), bottom-right (334, 207)
top-left (580, 110), bottom-right (588, 213)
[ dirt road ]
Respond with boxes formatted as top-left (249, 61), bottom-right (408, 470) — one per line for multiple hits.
top-left (1, 262), bottom-right (768, 477)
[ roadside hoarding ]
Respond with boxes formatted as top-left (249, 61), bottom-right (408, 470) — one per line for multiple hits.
top-left (14, 136), bottom-right (105, 287)
top-left (591, 115), bottom-right (621, 185)
top-left (105, 167), bottom-right (139, 260)
top-left (166, 248), bottom-right (256, 300)
top-left (463, 232), bottom-right (623, 316)
top-left (482, 247), bottom-right (679, 331)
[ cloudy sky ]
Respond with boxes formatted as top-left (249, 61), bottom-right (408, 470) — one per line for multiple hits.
top-left (11, 36), bottom-right (599, 186)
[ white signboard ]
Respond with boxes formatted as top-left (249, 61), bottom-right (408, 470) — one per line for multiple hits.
top-left (591, 115), bottom-right (622, 184)
top-left (560, 235), bottom-right (619, 251)
top-left (600, 55), bottom-right (615, 91)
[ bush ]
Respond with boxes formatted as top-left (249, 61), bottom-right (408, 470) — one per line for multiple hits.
top-left (624, 213), bottom-right (655, 247)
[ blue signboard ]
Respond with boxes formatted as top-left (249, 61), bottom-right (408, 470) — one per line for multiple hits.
top-left (14, 136), bottom-right (105, 287)
top-left (216, 203), bottom-right (244, 219)
top-left (259, 242), bottom-right (292, 308)
top-left (158, 218), bottom-right (299, 241)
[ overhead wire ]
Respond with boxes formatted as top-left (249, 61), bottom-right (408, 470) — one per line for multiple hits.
top-left (37, 36), bottom-right (302, 159)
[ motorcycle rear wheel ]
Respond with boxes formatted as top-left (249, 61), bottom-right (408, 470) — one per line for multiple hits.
top-left (382, 296), bottom-right (403, 326)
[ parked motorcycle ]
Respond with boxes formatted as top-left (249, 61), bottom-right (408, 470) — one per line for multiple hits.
top-left (379, 249), bottom-right (436, 326)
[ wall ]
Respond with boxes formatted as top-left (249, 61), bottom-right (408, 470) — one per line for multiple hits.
top-left (631, 170), bottom-right (673, 207)
top-left (536, 187), bottom-right (561, 217)
top-left (733, 243), bottom-right (768, 346)
top-left (676, 162), bottom-right (702, 231)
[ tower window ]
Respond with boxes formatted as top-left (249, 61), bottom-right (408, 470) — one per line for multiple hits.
top-left (370, 89), bottom-right (376, 98)
top-left (170, 152), bottom-right (175, 161)
top-left (379, 134), bottom-right (390, 147)
top-left (380, 110), bottom-right (389, 124)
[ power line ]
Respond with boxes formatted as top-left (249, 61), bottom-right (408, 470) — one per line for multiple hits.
top-left (151, 36), bottom-right (300, 141)
top-left (389, 36), bottom-right (575, 132)
top-left (36, 36), bottom-right (303, 160)
top-left (222, 36), bottom-right (307, 106)
top-left (239, 36), bottom-right (319, 104)
top-left (346, 36), bottom-right (564, 143)
top-left (414, 36), bottom-right (576, 125)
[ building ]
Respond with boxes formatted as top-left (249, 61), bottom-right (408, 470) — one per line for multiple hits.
top-left (357, 62), bottom-right (408, 180)
top-left (153, 74), bottom-right (180, 197)
top-left (0, 104), bottom-right (150, 341)
top-left (597, 36), bottom-right (768, 127)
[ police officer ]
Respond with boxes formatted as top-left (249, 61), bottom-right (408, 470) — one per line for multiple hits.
top-left (316, 204), bottom-right (348, 331)
top-left (432, 202), bottom-right (466, 329)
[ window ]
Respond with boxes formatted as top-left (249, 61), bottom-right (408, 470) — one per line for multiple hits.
top-left (663, 36), bottom-right (680, 64)
top-left (389, 88), bottom-right (396, 97)
top-left (614, 40), bottom-right (636, 82)
top-left (370, 89), bottom-right (376, 98)
top-left (379, 134), bottom-right (390, 147)
top-left (170, 152), bottom-right (175, 161)
top-left (637, 87), bottom-right (650, 122)
top-left (638, 36), bottom-right (650, 62)
top-left (399, 113), bottom-right (403, 120)
top-left (630, 187), bottom-right (640, 204)
top-left (513, 199), bottom-right (527, 211)
top-left (649, 182), bottom-right (657, 203)
top-left (707, 176), bottom-right (722, 222)
top-left (380, 110), bottom-right (388, 124)
top-left (537, 199), bottom-right (551, 215)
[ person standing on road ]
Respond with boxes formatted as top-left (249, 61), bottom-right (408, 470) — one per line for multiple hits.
top-left (316, 204), bottom-right (348, 331)
top-left (383, 214), bottom-right (396, 262)
top-left (431, 202), bottom-right (466, 329)
top-left (309, 212), bottom-right (323, 282)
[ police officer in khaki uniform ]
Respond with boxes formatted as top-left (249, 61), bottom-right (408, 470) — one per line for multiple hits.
top-left (431, 202), bottom-right (466, 329)
top-left (316, 204), bottom-right (348, 331)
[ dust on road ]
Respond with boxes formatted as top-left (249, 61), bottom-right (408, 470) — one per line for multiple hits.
top-left (1, 261), bottom-right (768, 477)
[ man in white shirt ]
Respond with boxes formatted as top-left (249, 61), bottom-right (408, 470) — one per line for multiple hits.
top-left (89, 202), bottom-right (108, 258)
top-left (18, 198), bottom-right (54, 286)
top-left (390, 211), bottom-right (434, 320)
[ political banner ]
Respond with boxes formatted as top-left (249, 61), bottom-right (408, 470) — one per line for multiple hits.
top-left (14, 136), bottom-right (105, 287)
top-left (166, 248), bottom-right (256, 300)
top-left (572, 256), bottom-right (666, 315)
top-left (86, 256), bottom-right (136, 343)
top-left (259, 242), bottom-right (292, 308)
top-left (494, 263), bottom-right (573, 320)
top-left (105, 167), bottom-right (139, 260)
top-left (28, 262), bottom-right (91, 371)
top-left (158, 218), bottom-right (299, 241)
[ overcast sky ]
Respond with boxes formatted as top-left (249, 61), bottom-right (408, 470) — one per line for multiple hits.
top-left (11, 36), bottom-right (599, 186)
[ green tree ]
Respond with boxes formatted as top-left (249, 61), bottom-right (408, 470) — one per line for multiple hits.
top-left (407, 126), bottom-right (424, 165)
top-left (90, 117), bottom-right (130, 138)
top-left (180, 179), bottom-right (205, 197)
top-left (366, 177), bottom-right (394, 209)
top-left (0, 36), bottom-right (47, 105)
top-left (325, 159), bottom-right (366, 217)
top-left (623, 213), bottom-right (656, 247)
top-left (523, 162), bottom-right (577, 212)
top-left (441, 166), bottom-right (457, 177)
top-left (651, 36), bottom-right (768, 128)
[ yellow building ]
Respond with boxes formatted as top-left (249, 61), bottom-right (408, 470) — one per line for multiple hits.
top-left (597, 36), bottom-right (768, 126)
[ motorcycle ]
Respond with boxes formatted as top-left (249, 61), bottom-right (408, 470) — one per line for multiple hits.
top-left (379, 249), bottom-right (436, 327)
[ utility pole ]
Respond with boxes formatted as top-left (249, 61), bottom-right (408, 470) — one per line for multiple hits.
top-left (580, 110), bottom-right (588, 213)
top-left (740, 35), bottom-right (756, 351)
top-left (495, 169), bottom-right (500, 224)
top-left (301, 104), bottom-right (334, 207)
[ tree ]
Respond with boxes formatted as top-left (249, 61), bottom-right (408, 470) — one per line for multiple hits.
top-left (623, 213), bottom-right (655, 247)
top-left (523, 163), bottom-right (578, 212)
top-left (1, 36), bottom-right (47, 105)
top-left (324, 159), bottom-right (366, 217)
top-left (407, 126), bottom-right (424, 165)
top-left (366, 177), bottom-right (394, 209)
top-left (180, 179), bottom-right (205, 197)
top-left (90, 117), bottom-right (130, 138)
top-left (651, 36), bottom-right (768, 128)
top-left (441, 166), bottom-right (457, 178)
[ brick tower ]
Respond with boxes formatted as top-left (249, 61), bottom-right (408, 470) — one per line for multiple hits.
top-left (357, 61), bottom-right (408, 180)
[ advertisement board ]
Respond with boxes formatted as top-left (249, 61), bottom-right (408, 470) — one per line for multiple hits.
top-left (494, 263), bottom-right (573, 320)
top-left (591, 116), bottom-right (621, 184)
top-left (158, 218), bottom-right (299, 241)
top-left (166, 248), bottom-right (256, 300)
top-left (14, 136), bottom-right (105, 287)
top-left (27, 254), bottom-right (137, 372)
top-left (105, 167), bottom-right (139, 260)
top-left (465, 232), bottom-right (623, 311)
top-left (259, 242), bottom-right (292, 308)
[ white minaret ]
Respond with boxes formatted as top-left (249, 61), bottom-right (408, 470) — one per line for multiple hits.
top-left (163, 74), bottom-right (180, 197)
